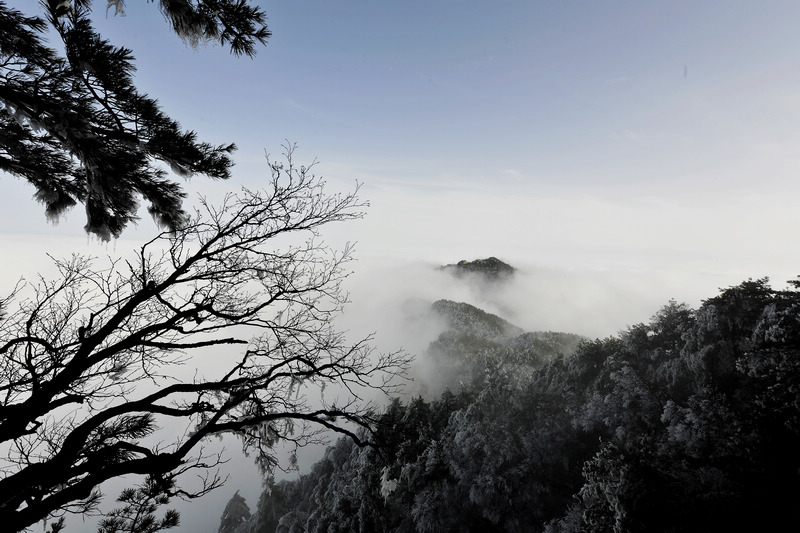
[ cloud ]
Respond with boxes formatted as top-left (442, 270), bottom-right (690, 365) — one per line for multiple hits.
top-left (339, 256), bottom-right (717, 354)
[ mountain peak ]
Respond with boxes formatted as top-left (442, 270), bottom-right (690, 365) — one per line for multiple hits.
top-left (440, 257), bottom-right (515, 280)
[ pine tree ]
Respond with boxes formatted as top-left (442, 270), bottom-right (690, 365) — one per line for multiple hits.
top-left (0, 0), bottom-right (270, 239)
top-left (218, 491), bottom-right (251, 533)
top-left (97, 477), bottom-right (180, 533)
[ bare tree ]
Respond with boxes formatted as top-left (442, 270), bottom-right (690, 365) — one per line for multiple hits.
top-left (0, 147), bottom-right (409, 532)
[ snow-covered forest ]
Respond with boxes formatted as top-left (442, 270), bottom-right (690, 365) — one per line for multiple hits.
top-left (220, 261), bottom-right (800, 532)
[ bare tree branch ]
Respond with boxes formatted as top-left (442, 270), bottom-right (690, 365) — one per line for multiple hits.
top-left (0, 146), bottom-right (411, 532)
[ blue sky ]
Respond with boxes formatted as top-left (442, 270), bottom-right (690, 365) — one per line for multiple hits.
top-left (5, 2), bottom-right (800, 530)
top-left (111, 0), bottom-right (800, 192)
top-left (5, 1), bottom-right (800, 278)
top-left (5, 0), bottom-right (800, 332)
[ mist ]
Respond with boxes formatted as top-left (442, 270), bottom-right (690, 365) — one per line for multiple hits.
top-left (163, 252), bottom-right (766, 531)
top-left (6, 234), bottom-right (792, 533)
top-left (338, 255), bottom-right (738, 350)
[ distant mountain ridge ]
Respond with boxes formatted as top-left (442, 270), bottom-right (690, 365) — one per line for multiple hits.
top-left (431, 299), bottom-right (524, 340)
top-left (427, 298), bottom-right (585, 391)
top-left (425, 259), bottom-right (584, 390)
top-left (439, 256), bottom-right (515, 280)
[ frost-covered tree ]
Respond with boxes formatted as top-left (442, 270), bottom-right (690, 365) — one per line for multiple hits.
top-left (243, 277), bottom-right (800, 532)
top-left (0, 0), bottom-right (269, 239)
top-left (0, 149), bottom-right (410, 532)
top-left (218, 491), bottom-right (250, 533)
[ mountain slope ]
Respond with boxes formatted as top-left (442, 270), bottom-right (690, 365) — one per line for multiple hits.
top-left (425, 298), bottom-right (584, 392)
top-left (219, 270), bottom-right (800, 533)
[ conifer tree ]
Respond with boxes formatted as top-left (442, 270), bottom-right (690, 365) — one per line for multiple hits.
top-left (0, 0), bottom-right (270, 239)
top-left (218, 491), bottom-right (251, 533)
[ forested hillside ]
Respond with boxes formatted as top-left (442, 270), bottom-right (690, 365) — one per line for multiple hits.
top-left (220, 275), bottom-right (800, 533)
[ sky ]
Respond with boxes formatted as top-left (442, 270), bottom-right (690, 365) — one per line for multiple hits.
top-left (5, 1), bottom-right (800, 279)
top-left (4, 0), bottom-right (800, 530)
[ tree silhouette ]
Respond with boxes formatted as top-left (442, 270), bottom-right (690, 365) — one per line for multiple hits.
top-left (0, 148), bottom-right (409, 531)
top-left (0, 0), bottom-right (269, 239)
